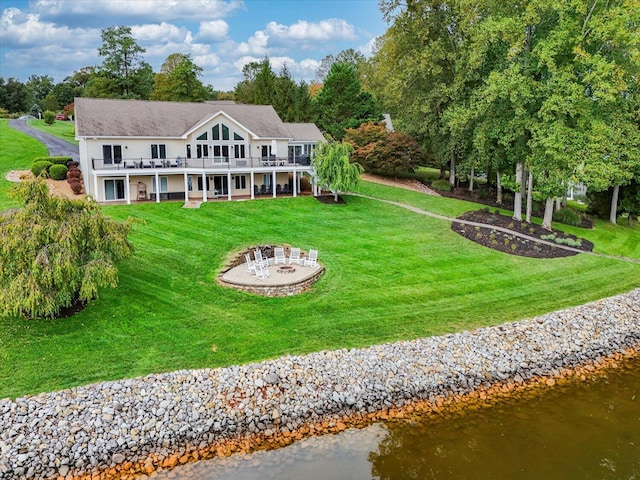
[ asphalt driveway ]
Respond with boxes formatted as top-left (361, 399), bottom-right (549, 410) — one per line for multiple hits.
top-left (9, 117), bottom-right (79, 162)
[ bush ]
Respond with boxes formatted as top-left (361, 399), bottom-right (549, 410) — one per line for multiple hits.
top-left (67, 169), bottom-right (81, 179)
top-left (31, 160), bottom-right (52, 177)
top-left (33, 156), bottom-right (72, 166)
top-left (49, 164), bottom-right (68, 180)
top-left (44, 110), bottom-right (55, 125)
top-left (553, 207), bottom-right (582, 226)
top-left (68, 160), bottom-right (80, 168)
top-left (431, 179), bottom-right (452, 192)
top-left (68, 179), bottom-right (83, 194)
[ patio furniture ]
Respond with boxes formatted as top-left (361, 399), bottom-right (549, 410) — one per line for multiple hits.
top-left (137, 182), bottom-right (147, 200)
top-left (276, 184), bottom-right (282, 194)
top-left (283, 184), bottom-right (290, 194)
top-left (254, 248), bottom-right (269, 268)
top-left (303, 249), bottom-right (318, 267)
top-left (288, 247), bottom-right (302, 265)
top-left (245, 253), bottom-right (257, 274)
top-left (124, 160), bottom-right (135, 169)
top-left (260, 184), bottom-right (267, 195)
top-left (254, 261), bottom-right (270, 279)
top-left (274, 247), bottom-right (286, 264)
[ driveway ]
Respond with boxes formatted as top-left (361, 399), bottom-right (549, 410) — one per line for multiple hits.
top-left (9, 116), bottom-right (79, 162)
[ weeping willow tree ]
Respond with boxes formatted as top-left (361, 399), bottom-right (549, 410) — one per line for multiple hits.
top-left (0, 178), bottom-right (135, 319)
top-left (311, 142), bottom-right (363, 202)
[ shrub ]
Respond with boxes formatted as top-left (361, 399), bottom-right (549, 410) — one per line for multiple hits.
top-left (431, 179), bottom-right (451, 191)
top-left (49, 164), bottom-right (68, 180)
top-left (68, 179), bottom-right (83, 194)
top-left (67, 169), bottom-right (81, 179)
top-left (31, 160), bottom-right (52, 177)
top-left (33, 156), bottom-right (72, 166)
top-left (553, 207), bottom-right (582, 226)
top-left (44, 110), bottom-right (55, 125)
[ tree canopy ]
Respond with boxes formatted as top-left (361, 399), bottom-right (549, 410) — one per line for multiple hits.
top-left (151, 53), bottom-right (209, 102)
top-left (312, 142), bottom-right (363, 201)
top-left (0, 179), bottom-right (134, 319)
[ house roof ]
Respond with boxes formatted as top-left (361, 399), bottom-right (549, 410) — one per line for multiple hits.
top-left (285, 123), bottom-right (325, 143)
top-left (74, 98), bottom-right (293, 139)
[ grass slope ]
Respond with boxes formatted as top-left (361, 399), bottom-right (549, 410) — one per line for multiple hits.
top-left (1, 123), bottom-right (639, 399)
top-left (27, 118), bottom-right (78, 145)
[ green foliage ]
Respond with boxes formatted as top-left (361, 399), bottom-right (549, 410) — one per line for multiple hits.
top-left (35, 156), bottom-right (71, 165)
top-left (313, 62), bottom-right (382, 140)
top-left (48, 164), bottom-right (68, 180)
top-left (151, 53), bottom-right (208, 102)
top-left (0, 77), bottom-right (29, 113)
top-left (552, 207), bottom-right (582, 227)
top-left (0, 179), bottom-right (134, 319)
top-left (431, 179), bottom-right (452, 192)
top-left (43, 110), bottom-right (55, 125)
top-left (312, 141), bottom-right (363, 201)
top-left (42, 93), bottom-right (59, 112)
top-left (31, 160), bottom-right (52, 177)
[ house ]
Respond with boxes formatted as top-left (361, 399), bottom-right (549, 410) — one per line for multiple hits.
top-left (74, 98), bottom-right (325, 204)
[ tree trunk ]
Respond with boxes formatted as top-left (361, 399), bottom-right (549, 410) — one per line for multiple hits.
top-left (555, 197), bottom-right (562, 211)
top-left (496, 169), bottom-right (502, 204)
top-left (513, 161), bottom-right (523, 221)
top-left (334, 190), bottom-right (339, 202)
top-left (542, 197), bottom-right (555, 230)
top-left (469, 165), bottom-right (474, 192)
top-left (449, 152), bottom-right (456, 190)
top-left (610, 184), bottom-right (619, 224)
top-left (525, 170), bottom-right (533, 223)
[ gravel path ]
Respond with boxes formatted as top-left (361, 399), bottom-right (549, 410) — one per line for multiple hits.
top-left (1, 289), bottom-right (638, 479)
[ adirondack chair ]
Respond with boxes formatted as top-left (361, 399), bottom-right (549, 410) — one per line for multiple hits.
top-left (274, 247), bottom-right (286, 264)
top-left (303, 249), bottom-right (318, 267)
top-left (254, 248), bottom-right (269, 268)
top-left (288, 247), bottom-right (302, 265)
top-left (244, 253), bottom-right (257, 274)
top-left (254, 261), bottom-right (270, 279)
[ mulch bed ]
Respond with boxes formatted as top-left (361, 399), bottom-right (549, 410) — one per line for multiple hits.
top-left (451, 210), bottom-right (594, 259)
top-left (315, 194), bottom-right (347, 204)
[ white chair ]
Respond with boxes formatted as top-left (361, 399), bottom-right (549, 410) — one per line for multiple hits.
top-left (289, 247), bottom-right (302, 265)
top-left (244, 253), bottom-right (256, 274)
top-left (274, 247), bottom-right (286, 264)
top-left (254, 249), bottom-right (269, 268)
top-left (303, 249), bottom-right (318, 267)
top-left (254, 262), bottom-right (270, 279)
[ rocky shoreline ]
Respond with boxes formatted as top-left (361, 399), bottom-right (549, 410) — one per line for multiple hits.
top-left (2, 289), bottom-right (639, 480)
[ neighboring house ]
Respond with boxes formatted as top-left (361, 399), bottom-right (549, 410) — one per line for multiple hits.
top-left (74, 98), bottom-right (325, 204)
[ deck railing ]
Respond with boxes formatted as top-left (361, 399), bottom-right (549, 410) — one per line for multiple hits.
top-left (91, 156), bottom-right (311, 171)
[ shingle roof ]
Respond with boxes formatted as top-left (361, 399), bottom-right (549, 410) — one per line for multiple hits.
top-left (285, 123), bottom-right (326, 142)
top-left (75, 98), bottom-right (293, 139)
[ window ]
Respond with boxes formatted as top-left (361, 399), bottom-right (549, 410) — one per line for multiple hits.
top-left (213, 176), bottom-right (228, 194)
top-left (197, 132), bottom-right (208, 141)
top-left (197, 176), bottom-right (210, 191)
top-left (213, 145), bottom-right (228, 159)
top-left (234, 132), bottom-right (244, 141)
top-left (262, 174), bottom-right (271, 186)
top-left (234, 144), bottom-right (245, 158)
top-left (235, 175), bottom-right (246, 190)
top-left (152, 176), bottom-right (168, 193)
top-left (151, 144), bottom-right (166, 159)
top-left (186, 144), bottom-right (192, 159)
top-left (213, 124), bottom-right (220, 140)
top-left (104, 179), bottom-right (125, 200)
top-left (102, 145), bottom-right (122, 165)
top-left (197, 144), bottom-right (209, 158)
top-left (222, 124), bottom-right (229, 140)
top-left (188, 176), bottom-right (193, 191)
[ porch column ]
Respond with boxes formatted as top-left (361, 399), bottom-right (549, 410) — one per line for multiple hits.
top-left (93, 174), bottom-right (99, 201)
top-left (293, 168), bottom-right (297, 197)
top-left (154, 172), bottom-right (160, 203)
top-left (272, 170), bottom-right (277, 198)
top-left (250, 172), bottom-right (255, 199)
top-left (202, 173), bottom-right (207, 202)
top-left (227, 171), bottom-right (232, 201)
top-left (125, 172), bottom-right (131, 205)
top-left (183, 172), bottom-right (188, 201)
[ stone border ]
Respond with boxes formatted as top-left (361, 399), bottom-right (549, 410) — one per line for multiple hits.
top-left (1, 289), bottom-right (639, 479)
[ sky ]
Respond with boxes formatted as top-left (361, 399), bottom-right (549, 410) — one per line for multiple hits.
top-left (0, 0), bottom-right (388, 91)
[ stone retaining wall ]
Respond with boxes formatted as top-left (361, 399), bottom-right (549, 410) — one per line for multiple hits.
top-left (218, 267), bottom-right (325, 297)
top-left (1, 289), bottom-right (639, 479)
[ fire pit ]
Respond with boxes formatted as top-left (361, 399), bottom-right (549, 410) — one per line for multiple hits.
top-left (277, 265), bottom-right (296, 274)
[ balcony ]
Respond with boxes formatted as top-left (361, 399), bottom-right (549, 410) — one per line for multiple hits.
top-left (91, 155), bottom-right (311, 171)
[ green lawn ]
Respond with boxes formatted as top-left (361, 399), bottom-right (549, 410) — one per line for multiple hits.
top-left (27, 118), bottom-right (78, 145)
top-left (1, 121), bottom-right (639, 399)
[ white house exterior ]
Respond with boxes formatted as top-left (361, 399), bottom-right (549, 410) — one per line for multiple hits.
top-left (74, 98), bottom-right (325, 204)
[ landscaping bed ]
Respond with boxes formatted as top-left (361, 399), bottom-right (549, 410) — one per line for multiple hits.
top-left (451, 209), bottom-right (594, 259)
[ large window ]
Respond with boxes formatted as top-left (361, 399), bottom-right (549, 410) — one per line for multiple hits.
top-left (234, 144), bottom-right (245, 158)
top-left (213, 145), bottom-right (229, 161)
top-left (152, 176), bottom-right (168, 193)
top-left (222, 124), bottom-right (229, 140)
top-left (102, 145), bottom-right (122, 165)
top-left (235, 175), bottom-right (246, 190)
top-left (151, 144), bottom-right (166, 159)
top-left (104, 179), bottom-right (125, 200)
top-left (196, 144), bottom-right (209, 158)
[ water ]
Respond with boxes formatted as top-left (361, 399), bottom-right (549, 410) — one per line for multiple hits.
top-left (157, 358), bottom-right (640, 480)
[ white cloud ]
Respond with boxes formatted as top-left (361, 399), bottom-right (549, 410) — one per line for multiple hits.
top-left (358, 35), bottom-right (381, 57)
top-left (131, 22), bottom-right (188, 43)
top-left (32, 0), bottom-right (244, 22)
top-left (266, 19), bottom-right (356, 43)
top-left (194, 53), bottom-right (221, 68)
top-left (197, 20), bottom-right (229, 42)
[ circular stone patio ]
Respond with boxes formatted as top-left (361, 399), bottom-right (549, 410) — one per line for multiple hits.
top-left (219, 259), bottom-right (324, 297)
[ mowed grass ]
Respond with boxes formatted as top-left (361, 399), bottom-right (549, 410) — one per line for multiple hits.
top-left (27, 118), bottom-right (78, 145)
top-left (1, 121), bottom-right (639, 399)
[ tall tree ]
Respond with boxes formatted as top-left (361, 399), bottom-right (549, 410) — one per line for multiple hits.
top-left (92, 25), bottom-right (153, 99)
top-left (313, 62), bottom-right (381, 140)
top-left (312, 142), bottom-right (363, 202)
top-left (0, 77), bottom-right (29, 113)
top-left (151, 53), bottom-right (208, 102)
top-left (315, 48), bottom-right (366, 82)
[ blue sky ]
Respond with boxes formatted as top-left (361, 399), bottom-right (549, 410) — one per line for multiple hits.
top-left (0, 0), bottom-right (388, 91)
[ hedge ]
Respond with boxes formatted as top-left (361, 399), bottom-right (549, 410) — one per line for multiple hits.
top-left (33, 156), bottom-right (72, 165)
top-left (49, 164), bottom-right (68, 180)
top-left (31, 161), bottom-right (52, 177)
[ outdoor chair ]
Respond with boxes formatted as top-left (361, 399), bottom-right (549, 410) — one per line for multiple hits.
top-left (267, 184), bottom-right (273, 195)
top-left (254, 261), bottom-right (270, 279)
top-left (288, 247), bottom-right (302, 265)
top-left (274, 247), bottom-right (286, 264)
top-left (283, 184), bottom-right (290, 194)
top-left (260, 184), bottom-right (267, 195)
top-left (276, 184), bottom-right (282, 194)
top-left (254, 185), bottom-right (259, 196)
top-left (254, 248), bottom-right (270, 268)
top-left (303, 249), bottom-right (318, 267)
top-left (244, 253), bottom-right (257, 274)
